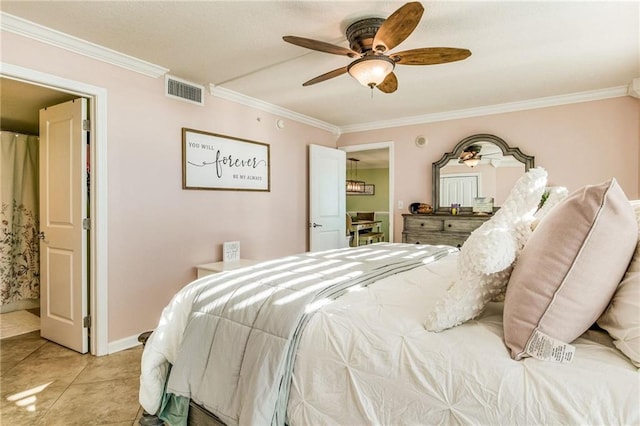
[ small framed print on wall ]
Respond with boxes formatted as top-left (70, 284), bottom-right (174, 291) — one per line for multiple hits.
top-left (182, 128), bottom-right (270, 191)
top-left (363, 184), bottom-right (375, 195)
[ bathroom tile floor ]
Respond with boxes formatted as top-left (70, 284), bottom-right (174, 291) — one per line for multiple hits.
top-left (1, 330), bottom-right (144, 425)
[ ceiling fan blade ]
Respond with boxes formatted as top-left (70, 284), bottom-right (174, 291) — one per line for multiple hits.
top-left (303, 66), bottom-right (349, 86)
top-left (376, 72), bottom-right (398, 93)
top-left (392, 47), bottom-right (472, 65)
top-left (373, 2), bottom-right (424, 53)
top-left (283, 36), bottom-right (359, 58)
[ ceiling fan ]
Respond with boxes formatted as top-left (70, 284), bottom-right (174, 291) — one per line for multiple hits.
top-left (458, 145), bottom-right (502, 168)
top-left (282, 2), bottom-right (471, 93)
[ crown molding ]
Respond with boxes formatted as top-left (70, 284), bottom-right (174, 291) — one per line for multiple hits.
top-left (1, 12), bottom-right (168, 78)
top-left (3, 12), bottom-right (631, 135)
top-left (339, 85), bottom-right (630, 134)
top-left (210, 85), bottom-right (341, 135)
top-left (1, 11), bottom-right (338, 134)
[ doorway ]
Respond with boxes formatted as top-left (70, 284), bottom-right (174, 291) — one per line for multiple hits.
top-left (1, 64), bottom-right (109, 355)
top-left (341, 142), bottom-right (394, 243)
top-left (1, 81), bottom-right (89, 352)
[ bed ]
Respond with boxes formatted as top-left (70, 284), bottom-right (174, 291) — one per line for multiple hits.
top-left (139, 246), bottom-right (638, 426)
top-left (139, 175), bottom-right (640, 426)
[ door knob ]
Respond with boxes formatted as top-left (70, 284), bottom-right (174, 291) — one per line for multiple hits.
top-left (312, 223), bottom-right (323, 228)
top-left (37, 232), bottom-right (45, 240)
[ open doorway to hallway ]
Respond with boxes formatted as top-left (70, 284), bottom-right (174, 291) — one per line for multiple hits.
top-left (341, 142), bottom-right (394, 244)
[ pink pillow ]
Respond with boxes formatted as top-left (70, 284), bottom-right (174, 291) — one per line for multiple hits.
top-left (503, 179), bottom-right (637, 361)
top-left (597, 200), bottom-right (640, 367)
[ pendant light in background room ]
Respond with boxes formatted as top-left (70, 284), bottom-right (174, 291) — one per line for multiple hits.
top-left (346, 158), bottom-right (366, 193)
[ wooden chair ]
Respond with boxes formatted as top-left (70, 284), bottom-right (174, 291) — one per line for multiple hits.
top-left (345, 214), bottom-right (354, 246)
top-left (346, 214), bottom-right (355, 246)
top-left (359, 231), bottom-right (384, 245)
top-left (356, 211), bottom-right (375, 221)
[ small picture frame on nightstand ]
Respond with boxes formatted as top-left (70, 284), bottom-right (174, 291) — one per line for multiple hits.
top-left (223, 241), bottom-right (241, 262)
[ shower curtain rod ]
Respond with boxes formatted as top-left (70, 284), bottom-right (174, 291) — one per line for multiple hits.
top-left (0, 129), bottom-right (39, 137)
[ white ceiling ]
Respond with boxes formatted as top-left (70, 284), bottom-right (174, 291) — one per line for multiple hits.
top-left (1, 1), bottom-right (638, 131)
top-left (0, 78), bottom-right (77, 134)
top-left (347, 148), bottom-right (389, 169)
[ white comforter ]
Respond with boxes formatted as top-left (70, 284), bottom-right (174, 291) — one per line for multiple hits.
top-left (288, 252), bottom-right (640, 425)
top-left (140, 243), bottom-right (456, 425)
top-left (140, 244), bottom-right (638, 426)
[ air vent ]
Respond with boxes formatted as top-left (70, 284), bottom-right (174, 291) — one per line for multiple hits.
top-left (165, 75), bottom-right (204, 106)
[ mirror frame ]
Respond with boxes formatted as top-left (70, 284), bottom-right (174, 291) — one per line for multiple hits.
top-left (432, 134), bottom-right (535, 214)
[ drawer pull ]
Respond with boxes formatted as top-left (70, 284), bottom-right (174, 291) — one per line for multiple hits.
top-left (448, 224), bottom-right (452, 228)
top-left (415, 241), bottom-right (420, 244)
top-left (420, 223), bottom-right (424, 227)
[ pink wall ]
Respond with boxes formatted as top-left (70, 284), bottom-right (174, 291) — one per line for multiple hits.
top-left (2, 31), bottom-right (338, 341)
top-left (337, 97), bottom-right (640, 243)
top-left (4, 29), bottom-right (639, 345)
top-left (496, 167), bottom-right (525, 205)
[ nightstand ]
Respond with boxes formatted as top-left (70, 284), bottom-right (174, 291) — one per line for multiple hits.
top-left (195, 259), bottom-right (260, 278)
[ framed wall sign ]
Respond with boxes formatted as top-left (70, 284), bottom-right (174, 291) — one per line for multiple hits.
top-left (222, 241), bottom-right (241, 262)
top-left (182, 128), bottom-right (270, 191)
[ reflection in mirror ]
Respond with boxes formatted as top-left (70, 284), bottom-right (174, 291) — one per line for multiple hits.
top-left (432, 134), bottom-right (534, 214)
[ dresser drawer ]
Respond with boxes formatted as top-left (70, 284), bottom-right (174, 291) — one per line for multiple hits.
top-left (402, 213), bottom-right (491, 249)
top-left (443, 219), bottom-right (485, 233)
top-left (403, 216), bottom-right (443, 231)
top-left (403, 232), bottom-right (467, 248)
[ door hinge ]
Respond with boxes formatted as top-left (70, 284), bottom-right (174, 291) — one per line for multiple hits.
top-left (83, 218), bottom-right (91, 230)
top-left (83, 316), bottom-right (91, 328)
top-left (82, 119), bottom-right (91, 131)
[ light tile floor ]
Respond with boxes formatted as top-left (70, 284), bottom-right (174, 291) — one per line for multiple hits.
top-left (1, 330), bottom-right (144, 425)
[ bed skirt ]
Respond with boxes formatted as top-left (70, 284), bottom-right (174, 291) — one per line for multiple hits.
top-left (139, 400), bottom-right (224, 426)
top-left (186, 401), bottom-right (226, 426)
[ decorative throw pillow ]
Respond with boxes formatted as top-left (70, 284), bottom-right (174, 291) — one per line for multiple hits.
top-left (597, 200), bottom-right (640, 367)
top-left (424, 167), bottom-right (548, 332)
top-left (503, 179), bottom-right (637, 361)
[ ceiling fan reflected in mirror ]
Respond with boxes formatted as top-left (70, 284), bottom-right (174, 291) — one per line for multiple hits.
top-left (458, 145), bottom-right (503, 168)
top-left (282, 2), bottom-right (471, 93)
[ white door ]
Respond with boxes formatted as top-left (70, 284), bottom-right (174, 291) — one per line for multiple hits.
top-left (441, 175), bottom-right (479, 207)
top-left (309, 144), bottom-right (346, 251)
top-left (39, 98), bottom-right (88, 353)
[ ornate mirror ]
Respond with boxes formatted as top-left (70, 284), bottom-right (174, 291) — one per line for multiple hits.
top-left (432, 134), bottom-right (535, 214)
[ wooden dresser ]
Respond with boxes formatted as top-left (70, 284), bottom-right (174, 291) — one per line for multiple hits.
top-left (402, 213), bottom-right (491, 248)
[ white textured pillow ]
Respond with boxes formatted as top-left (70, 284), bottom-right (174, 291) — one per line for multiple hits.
top-left (532, 186), bottom-right (569, 230)
top-left (424, 167), bottom-right (547, 332)
top-left (503, 179), bottom-right (637, 361)
top-left (597, 200), bottom-right (640, 367)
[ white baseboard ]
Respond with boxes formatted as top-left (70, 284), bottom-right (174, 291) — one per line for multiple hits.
top-left (107, 334), bottom-right (142, 354)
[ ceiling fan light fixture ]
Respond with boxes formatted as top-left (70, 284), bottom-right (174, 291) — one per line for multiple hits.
top-left (463, 158), bottom-right (480, 168)
top-left (347, 56), bottom-right (395, 88)
top-left (459, 145), bottom-right (482, 167)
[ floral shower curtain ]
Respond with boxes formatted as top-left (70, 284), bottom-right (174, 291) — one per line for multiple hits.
top-left (0, 131), bottom-right (40, 306)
